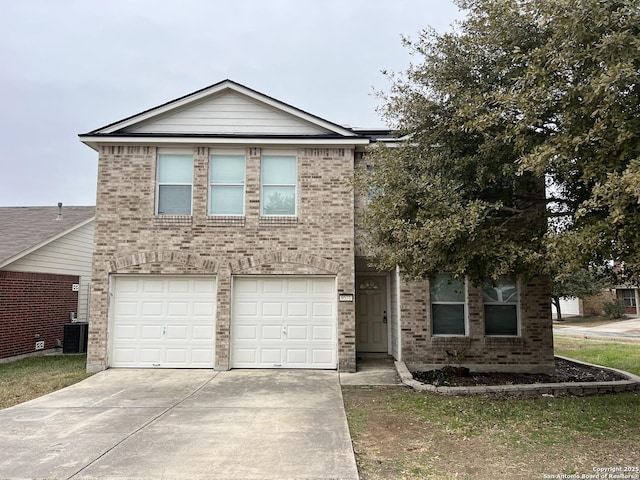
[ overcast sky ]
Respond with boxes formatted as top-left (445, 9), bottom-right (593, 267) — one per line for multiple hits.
top-left (0, 0), bottom-right (462, 206)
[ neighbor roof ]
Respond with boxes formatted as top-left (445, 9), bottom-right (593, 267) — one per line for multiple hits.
top-left (0, 206), bottom-right (95, 267)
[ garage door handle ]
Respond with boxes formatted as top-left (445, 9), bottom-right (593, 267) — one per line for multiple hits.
top-left (282, 325), bottom-right (288, 335)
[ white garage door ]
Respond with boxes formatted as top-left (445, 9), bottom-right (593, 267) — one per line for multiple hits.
top-left (232, 276), bottom-right (337, 369)
top-left (111, 276), bottom-right (216, 368)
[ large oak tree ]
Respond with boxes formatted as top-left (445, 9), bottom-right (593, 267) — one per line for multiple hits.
top-left (358, 0), bottom-right (640, 284)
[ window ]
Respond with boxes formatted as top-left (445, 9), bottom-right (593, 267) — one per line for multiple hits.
top-left (483, 276), bottom-right (519, 336)
top-left (430, 273), bottom-right (466, 335)
top-left (156, 153), bottom-right (193, 215)
top-left (209, 154), bottom-right (245, 215)
top-left (261, 155), bottom-right (296, 216)
top-left (620, 289), bottom-right (637, 308)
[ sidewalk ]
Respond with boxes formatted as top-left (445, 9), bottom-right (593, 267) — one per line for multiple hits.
top-left (553, 316), bottom-right (640, 341)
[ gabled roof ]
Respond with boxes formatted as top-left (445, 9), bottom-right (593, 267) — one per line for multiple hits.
top-left (0, 206), bottom-right (95, 268)
top-left (79, 79), bottom-right (375, 149)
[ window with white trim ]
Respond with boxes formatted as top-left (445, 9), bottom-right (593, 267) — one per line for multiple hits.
top-left (156, 153), bottom-right (193, 215)
top-left (261, 155), bottom-right (297, 216)
top-left (430, 273), bottom-right (467, 335)
top-left (483, 276), bottom-right (519, 336)
top-left (209, 154), bottom-right (245, 216)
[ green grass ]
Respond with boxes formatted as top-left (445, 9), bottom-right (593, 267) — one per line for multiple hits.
top-left (555, 315), bottom-right (620, 326)
top-left (0, 354), bottom-right (91, 409)
top-left (554, 336), bottom-right (640, 376)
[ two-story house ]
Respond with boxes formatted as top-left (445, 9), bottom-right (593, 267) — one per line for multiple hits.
top-left (80, 80), bottom-right (554, 374)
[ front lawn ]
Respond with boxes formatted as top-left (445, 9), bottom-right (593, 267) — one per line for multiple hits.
top-left (554, 336), bottom-right (640, 376)
top-left (0, 354), bottom-right (90, 409)
top-left (343, 337), bottom-right (640, 479)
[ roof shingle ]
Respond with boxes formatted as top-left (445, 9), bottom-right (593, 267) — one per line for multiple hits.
top-left (0, 206), bottom-right (95, 266)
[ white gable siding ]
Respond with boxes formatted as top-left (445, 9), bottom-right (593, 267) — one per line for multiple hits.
top-left (3, 222), bottom-right (94, 322)
top-left (126, 91), bottom-right (332, 135)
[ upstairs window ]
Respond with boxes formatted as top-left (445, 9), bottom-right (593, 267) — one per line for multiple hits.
top-left (430, 273), bottom-right (467, 335)
top-left (156, 153), bottom-right (193, 215)
top-left (209, 154), bottom-right (245, 216)
top-left (261, 155), bottom-right (297, 216)
top-left (483, 276), bottom-right (519, 336)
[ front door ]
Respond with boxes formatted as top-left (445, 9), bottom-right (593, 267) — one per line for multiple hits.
top-left (356, 276), bottom-right (388, 352)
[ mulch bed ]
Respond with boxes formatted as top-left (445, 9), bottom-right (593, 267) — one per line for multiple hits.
top-left (412, 358), bottom-right (627, 387)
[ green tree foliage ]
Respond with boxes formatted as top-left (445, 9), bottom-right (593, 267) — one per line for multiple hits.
top-left (358, 0), bottom-right (640, 284)
top-left (551, 268), bottom-right (611, 320)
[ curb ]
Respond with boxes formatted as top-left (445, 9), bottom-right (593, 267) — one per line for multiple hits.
top-left (394, 358), bottom-right (640, 397)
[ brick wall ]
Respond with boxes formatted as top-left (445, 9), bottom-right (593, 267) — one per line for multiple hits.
top-left (88, 146), bottom-right (356, 372)
top-left (399, 275), bottom-right (555, 373)
top-left (0, 271), bottom-right (79, 359)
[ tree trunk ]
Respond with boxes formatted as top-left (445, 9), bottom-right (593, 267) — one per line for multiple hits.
top-left (551, 295), bottom-right (563, 321)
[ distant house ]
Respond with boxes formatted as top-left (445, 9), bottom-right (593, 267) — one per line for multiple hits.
top-left (581, 287), bottom-right (640, 317)
top-left (0, 205), bottom-right (95, 360)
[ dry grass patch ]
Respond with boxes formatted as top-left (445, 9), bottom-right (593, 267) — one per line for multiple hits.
top-left (0, 354), bottom-right (90, 409)
top-left (343, 386), bottom-right (640, 479)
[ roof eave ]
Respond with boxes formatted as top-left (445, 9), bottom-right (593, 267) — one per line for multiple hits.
top-left (79, 135), bottom-right (371, 151)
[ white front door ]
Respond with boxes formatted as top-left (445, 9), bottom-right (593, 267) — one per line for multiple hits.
top-left (231, 276), bottom-right (337, 369)
top-left (356, 276), bottom-right (388, 352)
top-left (111, 276), bottom-right (216, 368)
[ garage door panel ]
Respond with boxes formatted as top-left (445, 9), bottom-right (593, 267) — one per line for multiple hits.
top-left (312, 325), bottom-right (334, 340)
top-left (113, 324), bottom-right (137, 340)
top-left (111, 276), bottom-right (216, 368)
top-left (141, 302), bottom-right (163, 316)
top-left (260, 348), bottom-right (284, 364)
top-left (142, 280), bottom-right (164, 293)
top-left (166, 325), bottom-right (188, 340)
top-left (232, 277), bottom-right (336, 369)
top-left (262, 280), bottom-right (284, 294)
top-left (287, 279), bottom-right (309, 294)
top-left (287, 303), bottom-right (308, 316)
top-left (262, 302), bottom-right (283, 316)
top-left (261, 325), bottom-right (283, 340)
top-left (139, 348), bottom-right (162, 363)
top-left (235, 325), bottom-right (257, 340)
top-left (192, 325), bottom-right (214, 340)
top-left (287, 325), bottom-right (308, 340)
top-left (312, 302), bottom-right (333, 316)
top-left (115, 301), bottom-right (138, 316)
top-left (140, 325), bottom-right (163, 340)
top-left (193, 302), bottom-right (215, 316)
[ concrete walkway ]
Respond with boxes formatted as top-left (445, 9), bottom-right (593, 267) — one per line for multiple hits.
top-left (0, 369), bottom-right (359, 480)
top-left (554, 316), bottom-right (640, 341)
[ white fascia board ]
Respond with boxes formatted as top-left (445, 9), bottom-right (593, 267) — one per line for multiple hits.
top-left (98, 81), bottom-right (357, 137)
top-left (0, 217), bottom-right (95, 270)
top-left (80, 136), bottom-right (370, 151)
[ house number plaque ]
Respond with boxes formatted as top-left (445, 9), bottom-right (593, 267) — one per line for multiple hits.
top-left (338, 293), bottom-right (354, 302)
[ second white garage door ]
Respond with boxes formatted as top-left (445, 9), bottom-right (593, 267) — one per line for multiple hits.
top-left (111, 276), bottom-right (216, 368)
top-left (232, 276), bottom-right (337, 369)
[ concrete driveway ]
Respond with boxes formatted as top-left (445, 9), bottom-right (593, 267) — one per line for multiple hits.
top-left (0, 369), bottom-right (359, 480)
top-left (554, 316), bottom-right (640, 340)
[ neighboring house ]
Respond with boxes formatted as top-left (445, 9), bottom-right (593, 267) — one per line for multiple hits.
top-left (79, 79), bottom-right (553, 374)
top-left (580, 287), bottom-right (640, 317)
top-left (0, 205), bottom-right (95, 360)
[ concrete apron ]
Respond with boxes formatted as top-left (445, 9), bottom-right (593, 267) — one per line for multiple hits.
top-left (0, 369), bottom-right (359, 480)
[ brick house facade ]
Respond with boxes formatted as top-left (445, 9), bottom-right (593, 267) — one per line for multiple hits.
top-left (0, 271), bottom-right (79, 359)
top-left (80, 80), bottom-right (554, 374)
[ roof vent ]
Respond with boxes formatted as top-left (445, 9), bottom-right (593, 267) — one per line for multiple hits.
top-left (55, 202), bottom-right (63, 220)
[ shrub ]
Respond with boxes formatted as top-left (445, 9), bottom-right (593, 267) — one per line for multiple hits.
top-left (603, 300), bottom-right (625, 319)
